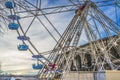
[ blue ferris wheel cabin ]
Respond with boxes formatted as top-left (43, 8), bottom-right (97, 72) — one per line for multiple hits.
top-left (32, 64), bottom-right (43, 70)
top-left (18, 44), bottom-right (29, 51)
top-left (5, 1), bottom-right (16, 9)
top-left (17, 36), bottom-right (30, 41)
top-left (8, 15), bottom-right (21, 21)
top-left (8, 23), bottom-right (19, 30)
top-left (32, 55), bottom-right (43, 59)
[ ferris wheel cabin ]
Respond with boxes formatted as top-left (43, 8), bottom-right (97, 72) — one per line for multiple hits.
top-left (32, 55), bottom-right (43, 59)
top-left (17, 36), bottom-right (30, 41)
top-left (8, 23), bottom-right (19, 30)
top-left (32, 64), bottom-right (43, 70)
top-left (5, 1), bottom-right (16, 9)
top-left (18, 44), bottom-right (29, 51)
top-left (8, 15), bottom-right (21, 21)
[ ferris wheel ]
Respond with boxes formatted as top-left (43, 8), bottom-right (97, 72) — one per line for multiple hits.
top-left (2, 0), bottom-right (120, 79)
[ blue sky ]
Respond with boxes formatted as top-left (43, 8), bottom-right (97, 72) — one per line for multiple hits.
top-left (0, 0), bottom-right (120, 75)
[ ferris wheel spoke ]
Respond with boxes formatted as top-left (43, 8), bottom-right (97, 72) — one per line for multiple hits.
top-left (24, 0), bottom-right (64, 40)
top-left (24, 16), bottom-right (36, 35)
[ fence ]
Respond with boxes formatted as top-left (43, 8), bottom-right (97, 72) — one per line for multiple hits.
top-left (61, 70), bottom-right (120, 80)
